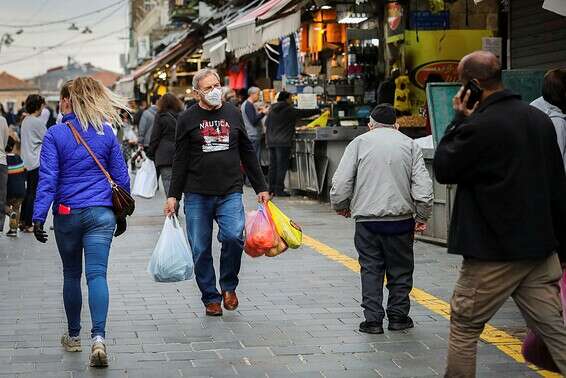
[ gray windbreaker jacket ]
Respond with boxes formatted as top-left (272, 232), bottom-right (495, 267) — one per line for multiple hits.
top-left (330, 127), bottom-right (433, 223)
top-left (531, 97), bottom-right (566, 172)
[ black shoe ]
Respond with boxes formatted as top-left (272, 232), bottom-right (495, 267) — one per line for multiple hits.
top-left (6, 229), bottom-right (17, 237)
top-left (359, 321), bottom-right (384, 334)
top-left (388, 316), bottom-right (414, 331)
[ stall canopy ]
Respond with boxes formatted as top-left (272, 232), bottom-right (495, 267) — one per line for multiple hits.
top-left (227, 0), bottom-right (300, 58)
top-left (202, 37), bottom-right (228, 67)
top-left (116, 28), bottom-right (201, 97)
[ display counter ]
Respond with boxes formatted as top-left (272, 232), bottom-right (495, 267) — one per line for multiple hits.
top-left (287, 126), bottom-right (369, 198)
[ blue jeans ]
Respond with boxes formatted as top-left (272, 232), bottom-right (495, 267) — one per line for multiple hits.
top-left (184, 192), bottom-right (245, 304)
top-left (54, 206), bottom-right (116, 338)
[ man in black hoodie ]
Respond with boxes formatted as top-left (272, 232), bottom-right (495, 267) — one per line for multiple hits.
top-left (265, 91), bottom-right (320, 196)
top-left (434, 51), bottom-right (566, 376)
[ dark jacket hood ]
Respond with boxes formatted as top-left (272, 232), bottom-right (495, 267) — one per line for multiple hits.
top-left (270, 101), bottom-right (289, 114)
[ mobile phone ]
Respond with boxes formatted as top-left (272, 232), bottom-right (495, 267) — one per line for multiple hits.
top-left (461, 80), bottom-right (483, 109)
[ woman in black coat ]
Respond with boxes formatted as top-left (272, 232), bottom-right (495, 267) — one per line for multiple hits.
top-left (148, 93), bottom-right (184, 195)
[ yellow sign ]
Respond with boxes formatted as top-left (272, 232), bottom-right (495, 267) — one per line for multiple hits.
top-left (404, 29), bottom-right (493, 112)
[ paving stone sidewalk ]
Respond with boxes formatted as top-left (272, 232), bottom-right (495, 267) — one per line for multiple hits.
top-left (0, 190), bottom-right (536, 377)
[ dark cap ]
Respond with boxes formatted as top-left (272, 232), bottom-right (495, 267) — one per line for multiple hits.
top-left (370, 103), bottom-right (396, 125)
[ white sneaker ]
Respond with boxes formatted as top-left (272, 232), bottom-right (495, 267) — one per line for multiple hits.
top-left (89, 336), bottom-right (108, 368)
top-left (60, 334), bottom-right (82, 352)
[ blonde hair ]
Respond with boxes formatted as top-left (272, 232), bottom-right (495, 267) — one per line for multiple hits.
top-left (66, 76), bottom-right (130, 133)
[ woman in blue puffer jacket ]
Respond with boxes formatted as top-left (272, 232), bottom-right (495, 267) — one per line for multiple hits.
top-left (32, 77), bottom-right (130, 368)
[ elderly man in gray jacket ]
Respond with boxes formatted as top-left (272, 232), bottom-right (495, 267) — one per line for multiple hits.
top-left (331, 104), bottom-right (433, 335)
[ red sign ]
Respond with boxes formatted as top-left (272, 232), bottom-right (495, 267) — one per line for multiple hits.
top-left (411, 60), bottom-right (460, 89)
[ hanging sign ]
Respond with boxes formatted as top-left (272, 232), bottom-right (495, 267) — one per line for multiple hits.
top-left (386, 2), bottom-right (405, 43)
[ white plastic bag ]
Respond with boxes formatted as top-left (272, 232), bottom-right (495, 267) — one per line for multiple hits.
top-left (132, 156), bottom-right (158, 198)
top-left (147, 215), bottom-right (194, 282)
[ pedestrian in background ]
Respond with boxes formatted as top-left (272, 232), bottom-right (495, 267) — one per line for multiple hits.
top-left (223, 87), bottom-right (239, 106)
top-left (0, 112), bottom-right (8, 234)
top-left (241, 87), bottom-right (267, 162)
top-left (138, 95), bottom-right (159, 149)
top-left (148, 93), bottom-right (184, 195)
top-left (265, 91), bottom-right (320, 197)
top-left (32, 77), bottom-right (130, 368)
top-left (5, 131), bottom-right (25, 237)
top-left (434, 51), bottom-right (566, 377)
top-left (330, 103), bottom-right (433, 335)
top-left (164, 68), bottom-right (269, 317)
top-left (531, 68), bottom-right (566, 171)
top-left (20, 94), bottom-right (47, 233)
top-left (133, 99), bottom-right (147, 129)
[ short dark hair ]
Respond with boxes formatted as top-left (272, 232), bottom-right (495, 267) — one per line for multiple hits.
top-left (150, 94), bottom-right (160, 105)
top-left (542, 69), bottom-right (566, 112)
top-left (460, 53), bottom-right (502, 90)
top-left (277, 91), bottom-right (291, 102)
top-left (25, 94), bottom-right (45, 114)
top-left (157, 93), bottom-right (184, 113)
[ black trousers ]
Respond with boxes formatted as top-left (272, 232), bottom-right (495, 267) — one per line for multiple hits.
top-left (268, 147), bottom-right (290, 194)
top-left (21, 168), bottom-right (39, 227)
top-left (354, 222), bottom-right (414, 323)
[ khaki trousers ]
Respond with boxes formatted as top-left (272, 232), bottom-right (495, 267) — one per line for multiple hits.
top-left (446, 253), bottom-right (566, 377)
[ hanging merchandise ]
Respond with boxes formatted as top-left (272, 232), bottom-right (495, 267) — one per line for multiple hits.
top-left (276, 42), bottom-right (285, 80)
top-left (282, 35), bottom-right (299, 77)
top-left (308, 23), bottom-right (324, 53)
top-left (394, 75), bottom-right (412, 115)
top-left (300, 26), bottom-right (309, 53)
top-left (228, 63), bottom-right (248, 90)
top-left (326, 24), bottom-right (346, 45)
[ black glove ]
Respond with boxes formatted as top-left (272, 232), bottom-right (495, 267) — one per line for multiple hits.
top-left (33, 222), bottom-right (48, 243)
top-left (114, 217), bottom-right (127, 237)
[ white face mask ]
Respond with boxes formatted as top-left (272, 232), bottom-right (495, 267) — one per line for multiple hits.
top-left (203, 87), bottom-right (222, 107)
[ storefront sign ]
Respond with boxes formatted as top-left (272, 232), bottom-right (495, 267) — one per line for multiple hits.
top-left (297, 94), bottom-right (317, 109)
top-left (403, 29), bottom-right (493, 112)
top-left (412, 60), bottom-right (460, 90)
top-left (386, 2), bottom-right (405, 43)
top-left (409, 11), bottom-right (449, 30)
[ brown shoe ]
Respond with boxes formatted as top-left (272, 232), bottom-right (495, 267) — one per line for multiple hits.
top-left (222, 291), bottom-right (239, 311)
top-left (205, 302), bottom-right (223, 316)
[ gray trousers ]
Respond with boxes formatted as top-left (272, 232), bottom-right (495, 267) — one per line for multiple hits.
top-left (0, 164), bottom-right (7, 231)
top-left (159, 166), bottom-right (173, 197)
top-left (354, 222), bottom-right (414, 323)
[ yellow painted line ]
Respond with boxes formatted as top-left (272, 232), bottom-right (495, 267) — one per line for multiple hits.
top-left (302, 235), bottom-right (561, 378)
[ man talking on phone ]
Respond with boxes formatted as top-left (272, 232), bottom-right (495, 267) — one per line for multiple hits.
top-left (434, 51), bottom-right (566, 376)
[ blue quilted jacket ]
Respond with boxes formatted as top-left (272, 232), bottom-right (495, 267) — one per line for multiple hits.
top-left (33, 112), bottom-right (130, 223)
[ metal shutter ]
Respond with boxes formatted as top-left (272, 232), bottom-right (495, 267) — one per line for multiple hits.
top-left (510, 0), bottom-right (566, 69)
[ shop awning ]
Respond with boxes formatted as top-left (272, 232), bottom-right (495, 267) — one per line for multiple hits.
top-left (227, 0), bottom-right (300, 58)
top-left (202, 37), bottom-right (227, 67)
top-left (117, 28), bottom-right (200, 89)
